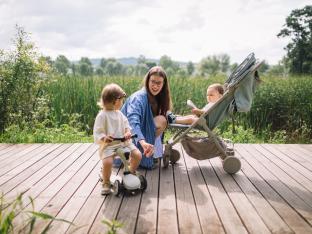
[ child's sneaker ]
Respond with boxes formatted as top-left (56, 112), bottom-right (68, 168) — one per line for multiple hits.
top-left (101, 182), bottom-right (111, 195)
top-left (166, 111), bottom-right (176, 124)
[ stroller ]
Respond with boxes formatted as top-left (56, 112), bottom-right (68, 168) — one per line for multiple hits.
top-left (163, 53), bottom-right (263, 174)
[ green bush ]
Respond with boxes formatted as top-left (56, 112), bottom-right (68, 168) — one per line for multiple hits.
top-left (0, 26), bottom-right (50, 133)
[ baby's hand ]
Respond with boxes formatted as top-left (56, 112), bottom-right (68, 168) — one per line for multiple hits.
top-left (192, 108), bottom-right (202, 117)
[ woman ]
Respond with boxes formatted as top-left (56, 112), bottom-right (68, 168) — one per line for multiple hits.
top-left (121, 66), bottom-right (172, 169)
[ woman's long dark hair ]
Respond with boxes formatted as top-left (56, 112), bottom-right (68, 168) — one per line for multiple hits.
top-left (144, 66), bottom-right (172, 116)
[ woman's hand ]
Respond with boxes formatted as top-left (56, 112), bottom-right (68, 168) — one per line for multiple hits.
top-left (139, 140), bottom-right (154, 157)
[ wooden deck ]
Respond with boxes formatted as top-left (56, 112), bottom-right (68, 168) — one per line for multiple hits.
top-left (0, 143), bottom-right (312, 233)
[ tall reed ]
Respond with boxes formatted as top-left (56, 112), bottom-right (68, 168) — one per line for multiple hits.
top-left (45, 74), bottom-right (312, 139)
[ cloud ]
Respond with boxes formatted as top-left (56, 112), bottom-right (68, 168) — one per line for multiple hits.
top-left (0, 0), bottom-right (311, 64)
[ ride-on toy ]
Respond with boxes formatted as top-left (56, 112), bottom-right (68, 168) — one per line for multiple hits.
top-left (99, 134), bottom-right (147, 196)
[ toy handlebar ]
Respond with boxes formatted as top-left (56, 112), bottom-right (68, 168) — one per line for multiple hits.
top-left (112, 134), bottom-right (138, 142)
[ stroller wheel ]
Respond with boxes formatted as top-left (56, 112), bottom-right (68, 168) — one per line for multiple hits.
top-left (163, 153), bottom-right (170, 168)
top-left (223, 156), bottom-right (241, 174)
top-left (169, 149), bottom-right (180, 164)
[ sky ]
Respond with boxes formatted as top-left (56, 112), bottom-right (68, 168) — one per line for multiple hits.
top-left (0, 0), bottom-right (311, 65)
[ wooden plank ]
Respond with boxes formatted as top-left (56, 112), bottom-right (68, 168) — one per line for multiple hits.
top-left (0, 144), bottom-right (60, 184)
top-left (181, 145), bottom-right (224, 234)
top-left (174, 145), bottom-right (203, 234)
top-left (0, 144), bottom-right (72, 194)
top-left (45, 160), bottom-right (101, 233)
top-left (236, 144), bottom-right (312, 233)
top-left (157, 159), bottom-right (179, 234)
top-left (262, 144), bottom-right (312, 186)
top-left (252, 144), bottom-right (312, 208)
top-left (0, 144), bottom-right (37, 162)
top-left (88, 165), bottom-right (125, 234)
top-left (299, 144), bottom-right (312, 152)
top-left (26, 144), bottom-right (99, 233)
top-left (273, 144), bottom-right (312, 177)
top-left (10, 143), bottom-right (94, 230)
top-left (230, 148), bottom-right (292, 233)
top-left (4, 143), bottom-right (81, 200)
top-left (288, 144), bottom-right (312, 164)
top-left (210, 158), bottom-right (271, 234)
top-left (0, 144), bottom-right (27, 157)
top-left (1, 143), bottom-right (312, 234)
top-left (0, 144), bottom-right (54, 176)
top-left (66, 181), bottom-right (106, 233)
top-left (275, 144), bottom-right (312, 171)
top-left (135, 167), bottom-right (159, 234)
top-left (238, 144), bottom-right (312, 227)
top-left (198, 159), bottom-right (248, 234)
top-left (116, 168), bottom-right (146, 234)
top-left (0, 143), bottom-right (12, 152)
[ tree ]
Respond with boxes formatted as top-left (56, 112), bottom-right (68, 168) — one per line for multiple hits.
top-left (137, 55), bottom-right (147, 65)
top-left (277, 5), bottom-right (312, 74)
top-left (54, 55), bottom-right (71, 75)
top-left (0, 25), bottom-right (48, 132)
top-left (134, 63), bottom-right (149, 76)
top-left (105, 61), bottom-right (123, 76)
top-left (198, 55), bottom-right (220, 76)
top-left (258, 60), bottom-right (270, 73)
top-left (159, 55), bottom-right (179, 72)
top-left (186, 61), bottom-right (195, 75)
top-left (78, 57), bottom-right (93, 76)
top-left (95, 67), bottom-right (104, 76)
top-left (99, 58), bottom-right (107, 69)
top-left (219, 54), bottom-right (230, 73)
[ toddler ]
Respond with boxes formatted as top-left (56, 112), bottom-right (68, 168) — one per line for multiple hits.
top-left (93, 83), bottom-right (142, 195)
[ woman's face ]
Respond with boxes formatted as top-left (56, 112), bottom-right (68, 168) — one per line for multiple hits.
top-left (148, 74), bottom-right (164, 96)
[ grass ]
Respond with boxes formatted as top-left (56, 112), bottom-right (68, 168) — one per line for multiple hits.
top-left (1, 74), bottom-right (311, 143)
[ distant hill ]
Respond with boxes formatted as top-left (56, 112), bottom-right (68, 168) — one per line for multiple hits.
top-left (86, 57), bottom-right (188, 67)
top-left (88, 57), bottom-right (158, 66)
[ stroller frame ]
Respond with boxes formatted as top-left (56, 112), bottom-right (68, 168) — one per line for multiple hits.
top-left (163, 53), bottom-right (263, 174)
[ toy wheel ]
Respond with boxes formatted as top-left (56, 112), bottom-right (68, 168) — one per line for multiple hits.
top-left (139, 175), bottom-right (147, 191)
top-left (169, 149), bottom-right (180, 164)
top-left (223, 156), bottom-right (241, 174)
top-left (112, 180), bottom-right (122, 196)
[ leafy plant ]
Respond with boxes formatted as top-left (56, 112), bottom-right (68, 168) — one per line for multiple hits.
top-left (0, 192), bottom-right (75, 234)
top-left (101, 219), bottom-right (123, 234)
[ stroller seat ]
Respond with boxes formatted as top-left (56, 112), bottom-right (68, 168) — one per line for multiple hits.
top-left (163, 53), bottom-right (263, 174)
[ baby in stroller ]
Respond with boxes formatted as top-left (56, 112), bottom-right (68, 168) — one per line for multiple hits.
top-left (167, 83), bottom-right (224, 125)
top-left (163, 53), bottom-right (263, 174)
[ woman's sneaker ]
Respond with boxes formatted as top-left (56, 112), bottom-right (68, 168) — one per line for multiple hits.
top-left (101, 182), bottom-right (111, 195)
top-left (166, 111), bottom-right (176, 124)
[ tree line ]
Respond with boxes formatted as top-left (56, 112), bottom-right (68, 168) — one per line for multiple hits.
top-left (0, 5), bottom-right (311, 134)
